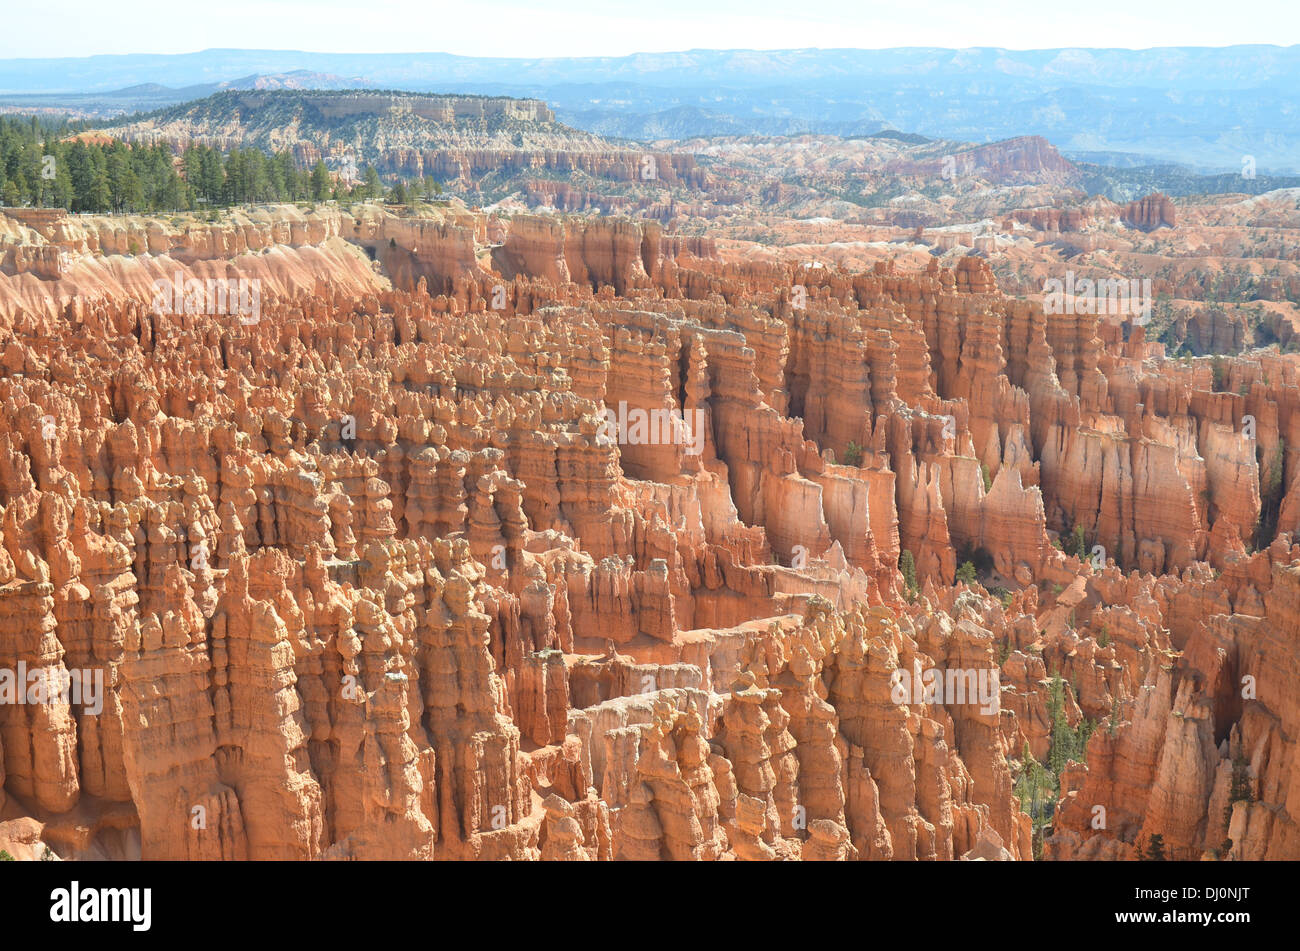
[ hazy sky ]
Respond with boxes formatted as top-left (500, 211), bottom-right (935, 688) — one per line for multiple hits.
top-left (3, 0), bottom-right (1298, 59)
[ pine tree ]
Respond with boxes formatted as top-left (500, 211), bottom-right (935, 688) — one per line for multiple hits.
top-left (85, 148), bottom-right (111, 211)
top-left (200, 147), bottom-right (224, 203)
top-left (222, 150), bottom-right (243, 204)
top-left (17, 144), bottom-right (41, 206)
top-left (1045, 673), bottom-right (1093, 779)
top-left (362, 165), bottom-right (382, 200)
top-left (309, 160), bottom-right (331, 201)
top-left (49, 144), bottom-right (75, 209)
top-left (1145, 832), bottom-right (1166, 861)
top-left (183, 147), bottom-right (203, 194)
top-left (1014, 742), bottom-right (1053, 859)
top-left (1046, 673), bottom-right (1068, 776)
top-left (106, 144), bottom-right (143, 211)
top-left (1223, 746), bottom-right (1254, 833)
top-left (274, 151), bottom-right (301, 201)
top-left (899, 550), bottom-right (918, 598)
top-left (266, 155), bottom-right (286, 201)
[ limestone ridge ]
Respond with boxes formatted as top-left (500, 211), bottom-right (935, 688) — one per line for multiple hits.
top-left (97, 89), bottom-right (704, 189)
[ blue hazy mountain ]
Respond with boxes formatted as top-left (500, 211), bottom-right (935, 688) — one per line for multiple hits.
top-left (0, 46), bottom-right (1296, 172)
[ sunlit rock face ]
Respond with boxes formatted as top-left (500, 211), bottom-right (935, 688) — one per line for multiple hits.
top-left (0, 202), bottom-right (1296, 862)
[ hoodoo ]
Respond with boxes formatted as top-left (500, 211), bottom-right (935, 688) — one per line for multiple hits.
top-left (0, 199), bottom-right (1296, 862)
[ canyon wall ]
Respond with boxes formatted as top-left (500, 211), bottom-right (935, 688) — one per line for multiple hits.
top-left (0, 203), bottom-right (1295, 861)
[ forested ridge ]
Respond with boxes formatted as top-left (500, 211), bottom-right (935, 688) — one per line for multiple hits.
top-left (0, 115), bottom-right (438, 213)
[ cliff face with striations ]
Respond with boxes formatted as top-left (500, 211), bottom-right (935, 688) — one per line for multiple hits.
top-left (95, 89), bottom-right (706, 196)
top-left (0, 201), bottom-right (1297, 861)
top-left (1004, 193), bottom-right (1176, 234)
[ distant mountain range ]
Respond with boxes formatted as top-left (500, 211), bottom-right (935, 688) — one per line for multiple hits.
top-left (0, 69), bottom-right (374, 118)
top-left (0, 47), bottom-right (1297, 172)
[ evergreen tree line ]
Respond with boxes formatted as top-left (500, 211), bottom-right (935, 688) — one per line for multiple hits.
top-left (1, 116), bottom-right (440, 213)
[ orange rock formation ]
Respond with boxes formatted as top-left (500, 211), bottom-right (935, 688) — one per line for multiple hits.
top-left (0, 202), bottom-right (1296, 861)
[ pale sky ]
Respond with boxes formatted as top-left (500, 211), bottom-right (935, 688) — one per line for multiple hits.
top-left (2, 0), bottom-right (1297, 59)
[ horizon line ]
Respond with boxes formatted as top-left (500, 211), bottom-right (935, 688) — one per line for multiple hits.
top-left (1, 42), bottom-right (1298, 63)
